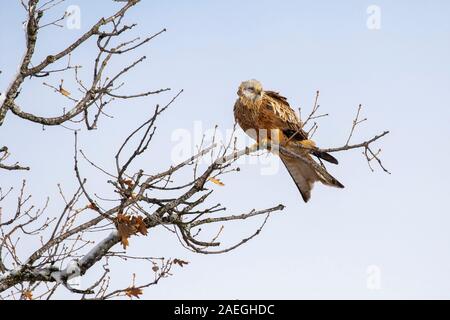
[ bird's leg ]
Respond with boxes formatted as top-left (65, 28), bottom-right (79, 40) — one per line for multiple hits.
top-left (258, 137), bottom-right (271, 150)
top-left (255, 130), bottom-right (271, 150)
top-left (246, 138), bottom-right (270, 155)
top-left (246, 138), bottom-right (270, 154)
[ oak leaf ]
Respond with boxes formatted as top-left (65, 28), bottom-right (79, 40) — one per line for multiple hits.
top-left (123, 179), bottom-right (134, 188)
top-left (116, 213), bottom-right (148, 249)
top-left (23, 290), bottom-right (33, 300)
top-left (87, 202), bottom-right (99, 211)
top-left (173, 258), bottom-right (189, 267)
top-left (132, 216), bottom-right (148, 236)
top-left (125, 287), bottom-right (143, 299)
top-left (59, 87), bottom-right (71, 97)
top-left (208, 177), bottom-right (225, 186)
top-left (117, 213), bottom-right (135, 249)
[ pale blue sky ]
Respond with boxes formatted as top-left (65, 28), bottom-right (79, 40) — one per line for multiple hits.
top-left (1, 0), bottom-right (450, 299)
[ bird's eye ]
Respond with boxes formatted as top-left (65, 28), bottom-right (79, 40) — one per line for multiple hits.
top-left (247, 87), bottom-right (255, 92)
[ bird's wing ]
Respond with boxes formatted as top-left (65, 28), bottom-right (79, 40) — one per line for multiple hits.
top-left (257, 90), bottom-right (344, 202)
top-left (280, 151), bottom-right (344, 202)
top-left (263, 91), bottom-right (339, 165)
top-left (262, 91), bottom-right (308, 140)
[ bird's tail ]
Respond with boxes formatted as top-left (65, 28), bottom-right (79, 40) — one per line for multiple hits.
top-left (293, 139), bottom-right (339, 165)
top-left (312, 150), bottom-right (339, 165)
top-left (280, 153), bottom-right (344, 203)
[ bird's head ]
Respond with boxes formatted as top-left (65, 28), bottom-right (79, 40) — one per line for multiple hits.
top-left (237, 79), bottom-right (263, 103)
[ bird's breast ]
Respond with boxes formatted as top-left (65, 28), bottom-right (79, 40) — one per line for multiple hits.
top-left (234, 98), bottom-right (283, 142)
top-left (234, 99), bottom-right (259, 132)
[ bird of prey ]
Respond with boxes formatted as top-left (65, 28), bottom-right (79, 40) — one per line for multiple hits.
top-left (234, 79), bottom-right (344, 202)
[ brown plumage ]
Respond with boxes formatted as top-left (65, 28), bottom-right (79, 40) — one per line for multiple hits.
top-left (234, 79), bottom-right (344, 202)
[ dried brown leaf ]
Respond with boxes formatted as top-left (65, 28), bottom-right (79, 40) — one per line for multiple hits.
top-left (117, 213), bottom-right (135, 249)
top-left (173, 258), bottom-right (189, 267)
top-left (116, 214), bottom-right (148, 249)
top-left (125, 287), bottom-right (143, 299)
top-left (59, 87), bottom-right (71, 97)
top-left (208, 177), bottom-right (225, 186)
top-left (87, 202), bottom-right (99, 211)
top-left (132, 216), bottom-right (148, 236)
top-left (23, 290), bottom-right (33, 300)
top-left (123, 179), bottom-right (134, 188)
